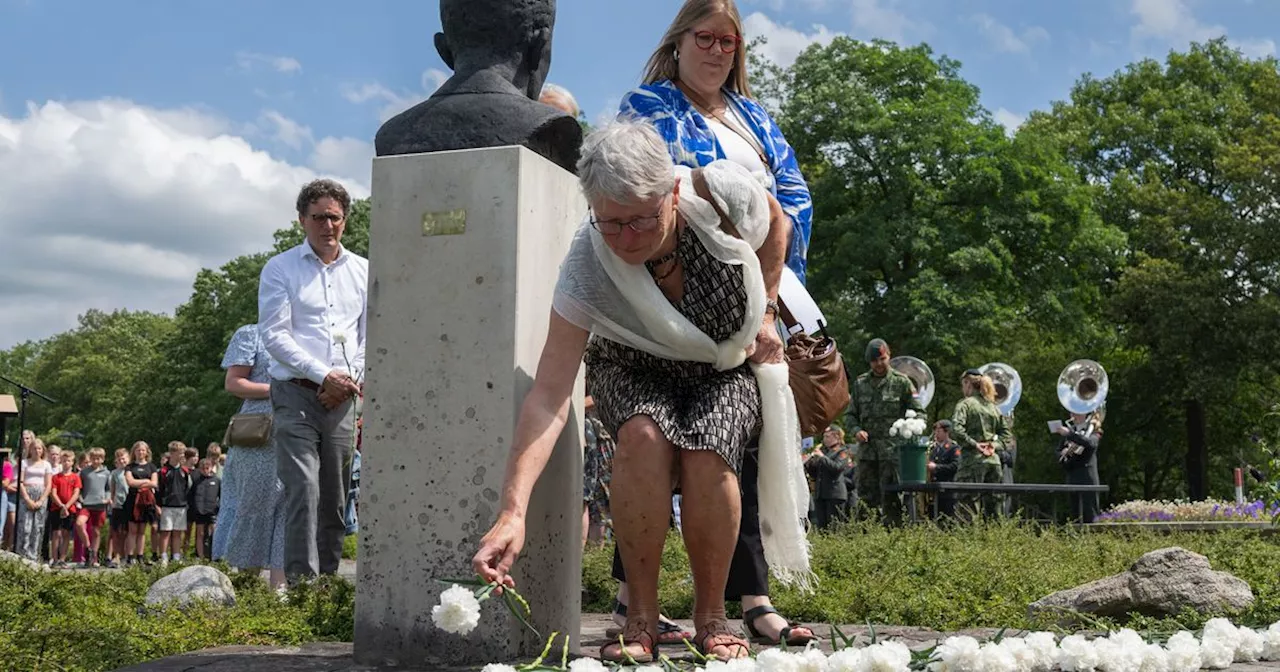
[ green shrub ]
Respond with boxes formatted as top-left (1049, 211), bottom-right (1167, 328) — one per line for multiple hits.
top-left (583, 519), bottom-right (1280, 631)
top-left (0, 560), bottom-right (354, 672)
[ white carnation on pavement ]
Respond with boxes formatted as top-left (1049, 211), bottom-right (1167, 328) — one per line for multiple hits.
top-left (1023, 632), bottom-right (1059, 672)
top-left (757, 648), bottom-right (805, 672)
top-left (1057, 634), bottom-right (1100, 672)
top-left (481, 665), bottom-right (517, 672)
top-left (929, 635), bottom-right (983, 672)
top-left (1138, 643), bottom-right (1170, 672)
top-left (1262, 621), bottom-right (1280, 660)
top-left (825, 647), bottom-right (864, 672)
top-left (431, 584), bottom-right (482, 635)
top-left (569, 658), bottom-right (608, 672)
top-left (1098, 629), bottom-right (1146, 672)
top-left (1163, 631), bottom-right (1202, 672)
top-left (978, 641), bottom-right (1017, 672)
top-left (1235, 626), bottom-right (1265, 662)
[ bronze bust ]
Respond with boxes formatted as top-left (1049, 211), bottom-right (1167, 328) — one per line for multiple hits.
top-left (375, 0), bottom-right (583, 174)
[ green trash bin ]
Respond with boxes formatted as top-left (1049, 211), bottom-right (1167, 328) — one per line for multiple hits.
top-left (899, 439), bottom-right (929, 484)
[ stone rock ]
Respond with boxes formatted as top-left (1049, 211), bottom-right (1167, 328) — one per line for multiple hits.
top-left (1029, 546), bottom-right (1253, 623)
top-left (145, 566), bottom-right (236, 608)
top-left (0, 550), bottom-right (49, 572)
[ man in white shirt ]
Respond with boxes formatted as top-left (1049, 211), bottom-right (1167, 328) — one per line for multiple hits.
top-left (259, 178), bottom-right (368, 581)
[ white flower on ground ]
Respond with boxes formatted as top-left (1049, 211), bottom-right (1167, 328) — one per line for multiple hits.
top-left (824, 647), bottom-right (864, 672)
top-left (1262, 622), bottom-right (1280, 661)
top-left (863, 641), bottom-right (912, 672)
top-left (1097, 629), bottom-right (1146, 672)
top-left (1163, 631), bottom-right (1202, 672)
top-left (928, 635), bottom-right (983, 672)
top-left (723, 659), bottom-right (761, 672)
top-left (569, 658), bottom-right (608, 672)
top-left (1235, 626), bottom-right (1265, 662)
top-left (1138, 643), bottom-right (1170, 672)
top-left (1023, 632), bottom-right (1059, 672)
top-left (1057, 634), bottom-right (1101, 672)
top-left (431, 584), bottom-right (482, 635)
top-left (1200, 618), bottom-right (1241, 669)
top-left (757, 648), bottom-right (805, 672)
top-left (977, 641), bottom-right (1017, 672)
top-left (333, 333), bottom-right (347, 345)
top-left (997, 638), bottom-right (1035, 672)
top-left (799, 645), bottom-right (828, 672)
top-left (481, 665), bottom-right (517, 672)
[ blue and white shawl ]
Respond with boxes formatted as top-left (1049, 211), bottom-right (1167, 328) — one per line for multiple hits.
top-left (618, 79), bottom-right (814, 284)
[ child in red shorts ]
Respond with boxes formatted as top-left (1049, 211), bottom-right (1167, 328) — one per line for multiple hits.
top-left (49, 450), bottom-right (81, 567)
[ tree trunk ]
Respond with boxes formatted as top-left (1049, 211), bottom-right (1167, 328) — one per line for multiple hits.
top-left (1185, 399), bottom-right (1208, 500)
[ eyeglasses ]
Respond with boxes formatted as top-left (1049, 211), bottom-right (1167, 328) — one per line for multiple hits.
top-left (691, 29), bottom-right (742, 54)
top-left (589, 198), bottom-right (669, 236)
top-left (309, 213), bottom-right (343, 224)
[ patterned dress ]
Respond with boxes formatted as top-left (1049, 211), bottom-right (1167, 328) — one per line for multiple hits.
top-left (211, 324), bottom-right (286, 569)
top-left (584, 227), bottom-right (761, 473)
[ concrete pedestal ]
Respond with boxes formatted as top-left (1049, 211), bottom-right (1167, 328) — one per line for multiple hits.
top-left (354, 146), bottom-right (586, 668)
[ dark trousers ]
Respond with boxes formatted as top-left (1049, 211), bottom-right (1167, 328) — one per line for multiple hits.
top-left (812, 498), bottom-right (846, 530)
top-left (612, 447), bottom-right (770, 600)
top-left (271, 379), bottom-right (353, 579)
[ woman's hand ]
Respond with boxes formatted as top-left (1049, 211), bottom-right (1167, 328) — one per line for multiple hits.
top-left (746, 316), bottom-right (785, 364)
top-left (472, 512), bottom-right (525, 592)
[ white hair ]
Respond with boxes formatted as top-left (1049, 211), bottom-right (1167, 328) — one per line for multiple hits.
top-left (577, 120), bottom-right (676, 205)
top-left (539, 83), bottom-right (580, 117)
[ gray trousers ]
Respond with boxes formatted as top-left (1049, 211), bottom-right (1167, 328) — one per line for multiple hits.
top-left (271, 379), bottom-right (353, 579)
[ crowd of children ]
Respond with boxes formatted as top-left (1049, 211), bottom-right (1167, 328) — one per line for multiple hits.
top-left (4, 436), bottom-right (221, 568)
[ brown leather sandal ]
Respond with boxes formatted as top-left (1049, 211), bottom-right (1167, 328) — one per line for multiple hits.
top-left (695, 620), bottom-right (752, 660)
top-left (600, 618), bottom-right (657, 664)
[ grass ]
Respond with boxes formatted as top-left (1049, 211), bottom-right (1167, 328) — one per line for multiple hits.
top-left (5, 520), bottom-right (1280, 670)
top-left (582, 519), bottom-right (1280, 632)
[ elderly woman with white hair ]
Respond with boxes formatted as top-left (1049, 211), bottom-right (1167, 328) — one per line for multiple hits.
top-left (473, 120), bottom-right (812, 662)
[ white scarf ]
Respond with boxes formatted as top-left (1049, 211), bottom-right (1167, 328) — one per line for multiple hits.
top-left (553, 160), bottom-right (815, 591)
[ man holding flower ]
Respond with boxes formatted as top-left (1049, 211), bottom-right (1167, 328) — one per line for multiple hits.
top-left (258, 178), bottom-right (367, 582)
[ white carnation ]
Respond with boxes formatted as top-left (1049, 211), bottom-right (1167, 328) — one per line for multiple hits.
top-left (978, 641), bottom-right (1017, 672)
top-left (1200, 618), bottom-right (1241, 668)
top-left (929, 635), bottom-right (983, 672)
top-left (758, 648), bottom-right (805, 672)
top-left (799, 646), bottom-right (828, 672)
top-left (901, 428), bottom-right (915, 438)
top-left (1137, 644), bottom-right (1169, 672)
top-left (1057, 634), bottom-right (1101, 672)
top-left (889, 426), bottom-right (899, 437)
top-left (906, 410), bottom-right (917, 419)
top-left (1163, 631), bottom-right (1202, 672)
top-left (1098, 629), bottom-right (1146, 672)
top-left (1235, 626), bottom-right (1265, 662)
top-left (569, 658), bottom-right (608, 672)
top-left (1262, 622), bottom-right (1280, 661)
top-left (482, 665), bottom-right (517, 672)
top-left (431, 584), bottom-right (482, 635)
top-left (825, 648), bottom-right (864, 672)
top-left (1023, 632), bottom-right (1059, 672)
top-left (724, 657), bottom-right (763, 672)
top-left (997, 638), bottom-right (1035, 672)
top-left (863, 641), bottom-right (912, 672)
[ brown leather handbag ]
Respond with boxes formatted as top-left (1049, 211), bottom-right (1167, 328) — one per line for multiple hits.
top-left (691, 173), bottom-right (851, 437)
top-left (777, 303), bottom-right (851, 438)
top-left (222, 413), bottom-right (274, 448)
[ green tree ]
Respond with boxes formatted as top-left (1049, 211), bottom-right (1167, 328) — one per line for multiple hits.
top-left (1031, 38), bottom-right (1280, 499)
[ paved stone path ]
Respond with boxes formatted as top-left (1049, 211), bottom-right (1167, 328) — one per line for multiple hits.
top-left (115, 613), bottom-right (1280, 671)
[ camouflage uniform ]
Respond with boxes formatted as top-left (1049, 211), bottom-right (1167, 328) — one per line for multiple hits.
top-left (950, 396), bottom-right (1012, 519)
top-left (846, 369), bottom-right (922, 524)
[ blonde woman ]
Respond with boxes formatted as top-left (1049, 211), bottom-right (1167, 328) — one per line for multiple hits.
top-left (950, 370), bottom-right (1012, 519)
top-left (17, 438), bottom-right (53, 561)
top-left (612, 0), bottom-right (818, 648)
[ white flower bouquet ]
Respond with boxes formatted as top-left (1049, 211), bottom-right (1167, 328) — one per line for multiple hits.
top-left (889, 410), bottom-right (929, 442)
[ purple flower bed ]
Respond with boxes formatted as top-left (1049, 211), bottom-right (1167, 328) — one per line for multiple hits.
top-left (1095, 498), bottom-right (1280, 523)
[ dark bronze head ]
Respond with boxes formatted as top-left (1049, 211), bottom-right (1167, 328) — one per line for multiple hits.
top-left (435, 0), bottom-right (555, 99)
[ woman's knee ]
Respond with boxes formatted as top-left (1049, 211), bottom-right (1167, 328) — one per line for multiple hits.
top-left (614, 417), bottom-right (674, 470)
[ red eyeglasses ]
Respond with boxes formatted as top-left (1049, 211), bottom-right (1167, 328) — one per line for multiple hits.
top-left (690, 29), bottom-right (742, 54)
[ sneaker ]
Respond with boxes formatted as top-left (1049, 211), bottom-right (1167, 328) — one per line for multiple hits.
top-left (108, 560), bottom-right (120, 569)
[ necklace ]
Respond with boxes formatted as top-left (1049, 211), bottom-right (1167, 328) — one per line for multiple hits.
top-left (645, 227), bottom-right (682, 282)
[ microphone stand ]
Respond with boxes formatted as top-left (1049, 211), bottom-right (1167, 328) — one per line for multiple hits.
top-left (0, 374), bottom-right (58, 553)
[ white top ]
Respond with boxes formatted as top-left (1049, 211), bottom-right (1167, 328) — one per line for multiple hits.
top-left (21, 459), bottom-right (51, 490)
top-left (259, 242), bottom-right (369, 384)
top-left (707, 106), bottom-right (769, 180)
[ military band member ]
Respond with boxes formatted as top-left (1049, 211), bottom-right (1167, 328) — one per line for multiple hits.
top-left (845, 339), bottom-right (922, 526)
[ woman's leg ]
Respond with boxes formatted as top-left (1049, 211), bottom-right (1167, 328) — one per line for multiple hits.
top-left (679, 449), bottom-right (746, 658)
top-left (604, 416), bottom-right (675, 660)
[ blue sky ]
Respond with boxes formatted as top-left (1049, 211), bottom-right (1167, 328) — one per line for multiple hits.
top-left (0, 0), bottom-right (1276, 347)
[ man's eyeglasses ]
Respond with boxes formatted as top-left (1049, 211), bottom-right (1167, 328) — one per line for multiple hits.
top-left (309, 213), bottom-right (344, 224)
top-left (691, 30), bottom-right (742, 54)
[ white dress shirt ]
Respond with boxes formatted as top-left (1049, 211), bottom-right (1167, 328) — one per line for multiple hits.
top-left (258, 242), bottom-right (369, 384)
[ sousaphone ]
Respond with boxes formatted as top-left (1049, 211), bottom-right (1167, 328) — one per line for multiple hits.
top-left (890, 356), bottom-right (935, 408)
top-left (979, 362), bottom-right (1022, 416)
top-left (1057, 359), bottom-right (1108, 415)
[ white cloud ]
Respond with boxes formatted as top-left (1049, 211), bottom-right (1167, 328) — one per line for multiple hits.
top-left (343, 68), bottom-right (450, 122)
top-left (971, 14), bottom-right (1049, 54)
top-left (235, 51), bottom-right (301, 74)
top-left (849, 0), bottom-right (921, 44)
top-left (744, 12), bottom-right (840, 68)
top-left (0, 98), bottom-right (370, 348)
top-left (260, 109), bottom-right (311, 150)
top-left (1130, 0), bottom-right (1274, 57)
top-left (741, 0), bottom-right (829, 11)
top-left (993, 108), bottom-right (1026, 136)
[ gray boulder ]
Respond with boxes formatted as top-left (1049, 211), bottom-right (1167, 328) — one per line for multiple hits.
top-left (145, 565), bottom-right (237, 608)
top-left (1029, 547), bottom-right (1253, 623)
top-left (0, 550), bottom-right (49, 572)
